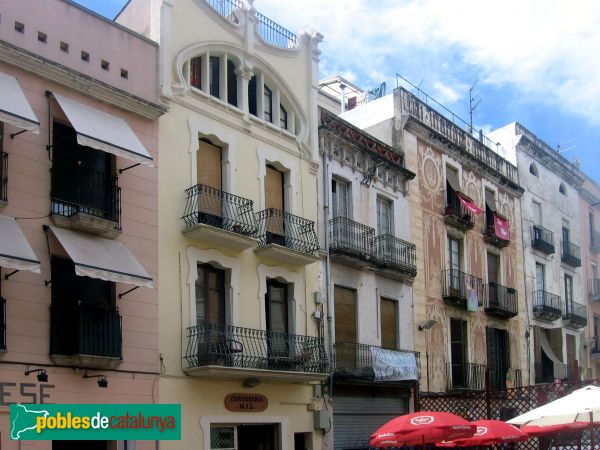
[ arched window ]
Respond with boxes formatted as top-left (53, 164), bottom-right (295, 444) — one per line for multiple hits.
top-left (559, 183), bottom-right (567, 196)
top-left (529, 162), bottom-right (539, 176)
top-left (188, 53), bottom-right (238, 107)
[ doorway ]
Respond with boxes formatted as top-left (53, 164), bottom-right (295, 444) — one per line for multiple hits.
top-left (238, 424), bottom-right (279, 450)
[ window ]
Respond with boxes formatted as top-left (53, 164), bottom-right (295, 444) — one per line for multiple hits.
top-left (195, 264), bottom-right (226, 325)
top-left (190, 56), bottom-right (202, 90)
top-left (590, 212), bottom-right (595, 244)
top-left (562, 223), bottom-right (571, 250)
top-left (487, 252), bottom-right (499, 284)
top-left (264, 86), bottom-right (273, 123)
top-left (564, 274), bottom-right (573, 304)
top-left (209, 56), bottom-right (220, 98)
top-left (448, 236), bottom-right (461, 289)
top-left (331, 178), bottom-right (350, 218)
top-left (248, 75), bottom-right (257, 116)
top-left (529, 162), bottom-right (539, 176)
top-left (377, 196), bottom-right (393, 235)
top-left (486, 327), bottom-right (510, 390)
top-left (265, 279), bottom-right (289, 357)
top-left (535, 263), bottom-right (545, 292)
top-left (380, 298), bottom-right (397, 349)
top-left (226, 60), bottom-right (237, 107)
top-left (210, 426), bottom-right (235, 450)
top-left (559, 183), bottom-right (567, 196)
top-left (485, 188), bottom-right (496, 229)
top-left (594, 316), bottom-right (600, 351)
top-left (450, 318), bottom-right (468, 387)
top-left (280, 105), bottom-right (288, 129)
top-left (446, 165), bottom-right (460, 202)
top-left (532, 200), bottom-right (542, 225)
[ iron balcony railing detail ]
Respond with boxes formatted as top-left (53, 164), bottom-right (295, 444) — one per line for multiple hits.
top-left (334, 341), bottom-right (420, 380)
top-left (589, 278), bottom-right (600, 299)
top-left (488, 367), bottom-right (522, 391)
top-left (255, 11), bottom-right (298, 49)
top-left (447, 362), bottom-right (486, 391)
top-left (51, 167), bottom-right (121, 228)
top-left (0, 150), bottom-right (7, 203)
top-left (444, 190), bottom-right (474, 229)
top-left (204, 0), bottom-right (243, 23)
top-left (182, 183), bottom-right (258, 237)
top-left (374, 234), bottom-right (417, 275)
top-left (562, 300), bottom-right (587, 328)
top-left (591, 230), bottom-right (600, 252)
top-left (485, 282), bottom-right (518, 317)
top-left (532, 290), bottom-right (562, 321)
top-left (329, 216), bottom-right (375, 260)
top-left (184, 322), bottom-right (327, 373)
top-left (0, 296), bottom-right (5, 350)
top-left (561, 240), bottom-right (582, 267)
top-left (531, 224), bottom-right (555, 254)
top-left (534, 363), bottom-right (572, 383)
top-left (441, 269), bottom-right (484, 307)
top-left (50, 304), bottom-right (122, 358)
top-left (256, 208), bottom-right (319, 255)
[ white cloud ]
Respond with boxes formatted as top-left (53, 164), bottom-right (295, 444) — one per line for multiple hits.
top-left (255, 0), bottom-right (600, 125)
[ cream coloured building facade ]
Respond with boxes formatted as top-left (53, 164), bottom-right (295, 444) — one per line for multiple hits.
top-left (118, 1), bottom-right (326, 449)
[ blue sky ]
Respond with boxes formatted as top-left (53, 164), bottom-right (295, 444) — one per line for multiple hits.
top-left (77, 0), bottom-right (600, 185)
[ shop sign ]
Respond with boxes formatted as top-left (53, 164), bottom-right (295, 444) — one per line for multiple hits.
top-left (224, 393), bottom-right (268, 412)
top-left (0, 382), bottom-right (55, 406)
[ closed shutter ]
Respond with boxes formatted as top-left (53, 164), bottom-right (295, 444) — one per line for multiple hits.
top-left (334, 286), bottom-right (357, 370)
top-left (197, 140), bottom-right (222, 189)
top-left (380, 298), bottom-right (397, 349)
top-left (265, 166), bottom-right (284, 236)
top-left (333, 395), bottom-right (408, 450)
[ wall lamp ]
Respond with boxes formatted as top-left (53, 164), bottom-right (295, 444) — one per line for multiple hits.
top-left (25, 368), bottom-right (48, 382)
top-left (83, 370), bottom-right (108, 388)
top-left (418, 319), bottom-right (438, 330)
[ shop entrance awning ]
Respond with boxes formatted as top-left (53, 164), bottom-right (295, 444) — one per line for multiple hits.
top-left (0, 72), bottom-right (40, 133)
top-left (0, 215), bottom-right (40, 273)
top-left (50, 92), bottom-right (153, 166)
top-left (47, 226), bottom-right (152, 288)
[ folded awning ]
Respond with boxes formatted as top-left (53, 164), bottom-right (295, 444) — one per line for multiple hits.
top-left (47, 226), bottom-right (152, 288)
top-left (0, 215), bottom-right (40, 273)
top-left (0, 72), bottom-right (40, 133)
top-left (51, 93), bottom-right (153, 166)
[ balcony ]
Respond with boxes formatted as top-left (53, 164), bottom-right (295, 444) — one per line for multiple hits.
top-left (182, 184), bottom-right (258, 251)
top-left (441, 269), bottom-right (484, 309)
top-left (484, 282), bottom-right (518, 318)
top-left (255, 208), bottom-right (319, 266)
top-left (534, 363), bottom-right (571, 383)
top-left (50, 304), bottom-right (122, 369)
top-left (374, 234), bottom-right (417, 280)
top-left (51, 167), bottom-right (121, 239)
top-left (484, 210), bottom-right (510, 248)
top-left (562, 300), bottom-right (587, 329)
top-left (589, 279), bottom-right (600, 301)
top-left (488, 367), bottom-right (522, 391)
top-left (328, 217), bottom-right (376, 269)
top-left (333, 341), bottom-right (419, 382)
top-left (184, 322), bottom-right (328, 382)
top-left (443, 191), bottom-right (475, 231)
top-left (447, 362), bottom-right (486, 391)
top-left (592, 230), bottom-right (600, 253)
top-left (0, 149), bottom-right (7, 209)
top-left (561, 240), bottom-right (582, 268)
top-left (532, 290), bottom-right (562, 322)
top-left (531, 225), bottom-right (555, 254)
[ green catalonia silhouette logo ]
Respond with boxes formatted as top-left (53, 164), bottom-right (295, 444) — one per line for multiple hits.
top-left (9, 403), bottom-right (181, 440)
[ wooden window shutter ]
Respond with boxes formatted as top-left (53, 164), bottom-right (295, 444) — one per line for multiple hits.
top-left (380, 298), bottom-right (397, 349)
top-left (197, 140), bottom-right (222, 189)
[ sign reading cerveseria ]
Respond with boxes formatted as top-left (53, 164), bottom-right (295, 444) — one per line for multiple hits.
top-left (224, 394), bottom-right (268, 412)
top-left (370, 347), bottom-right (418, 382)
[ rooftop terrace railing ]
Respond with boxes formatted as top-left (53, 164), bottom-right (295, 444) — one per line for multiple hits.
top-left (255, 11), bottom-right (298, 49)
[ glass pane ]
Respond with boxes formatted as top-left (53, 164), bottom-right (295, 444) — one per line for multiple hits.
top-left (210, 426), bottom-right (235, 450)
top-left (535, 264), bottom-right (544, 291)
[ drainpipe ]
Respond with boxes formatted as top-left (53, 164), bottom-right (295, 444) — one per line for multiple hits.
top-left (518, 195), bottom-right (533, 385)
top-left (339, 84), bottom-right (346, 114)
top-left (322, 150), bottom-right (334, 371)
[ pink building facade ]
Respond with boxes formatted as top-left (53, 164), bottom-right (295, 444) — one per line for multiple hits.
top-left (0, 1), bottom-right (164, 448)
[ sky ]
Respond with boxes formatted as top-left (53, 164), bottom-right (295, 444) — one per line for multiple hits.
top-left (77, 0), bottom-right (600, 185)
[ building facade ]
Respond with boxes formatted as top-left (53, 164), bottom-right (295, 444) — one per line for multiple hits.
top-left (118, 1), bottom-right (326, 449)
top-left (341, 87), bottom-right (527, 401)
top-left (318, 107), bottom-right (417, 450)
top-left (491, 122), bottom-right (587, 385)
top-left (0, 0), bottom-right (164, 449)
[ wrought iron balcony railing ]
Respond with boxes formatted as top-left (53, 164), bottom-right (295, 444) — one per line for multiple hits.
top-left (534, 363), bottom-right (574, 383)
top-left (182, 184), bottom-right (258, 237)
top-left (443, 190), bottom-right (475, 230)
top-left (329, 216), bottom-right (376, 262)
top-left (531, 224), bottom-right (555, 254)
top-left (441, 269), bottom-right (484, 308)
top-left (51, 167), bottom-right (121, 228)
top-left (256, 208), bottom-right (319, 255)
top-left (374, 234), bottom-right (417, 277)
top-left (447, 362), bottom-right (486, 391)
top-left (0, 296), bottom-right (5, 350)
top-left (589, 278), bottom-right (600, 300)
top-left (562, 300), bottom-right (587, 328)
top-left (204, 0), bottom-right (243, 23)
top-left (488, 367), bottom-right (522, 391)
top-left (532, 290), bottom-right (562, 321)
top-left (0, 150), bottom-right (7, 203)
top-left (50, 304), bottom-right (122, 358)
top-left (484, 282), bottom-right (518, 318)
top-left (256, 11), bottom-right (298, 49)
top-left (561, 240), bottom-right (582, 267)
top-left (591, 230), bottom-right (600, 253)
top-left (184, 322), bottom-right (327, 374)
top-left (334, 341), bottom-right (420, 380)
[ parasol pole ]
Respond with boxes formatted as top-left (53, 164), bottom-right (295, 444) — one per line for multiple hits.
top-left (590, 411), bottom-right (594, 450)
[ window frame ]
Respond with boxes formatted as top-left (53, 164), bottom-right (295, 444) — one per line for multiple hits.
top-left (263, 85), bottom-right (273, 123)
top-left (376, 195), bottom-right (393, 236)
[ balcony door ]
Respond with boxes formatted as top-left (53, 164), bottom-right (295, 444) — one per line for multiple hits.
top-left (564, 274), bottom-right (574, 313)
top-left (265, 165), bottom-right (285, 243)
top-left (566, 334), bottom-right (576, 379)
top-left (380, 298), bottom-right (397, 349)
top-left (450, 318), bottom-right (468, 388)
top-left (448, 237), bottom-right (461, 291)
top-left (487, 253), bottom-right (500, 305)
top-left (334, 286), bottom-right (357, 369)
top-left (535, 263), bottom-right (545, 292)
top-left (486, 327), bottom-right (509, 390)
top-left (265, 279), bottom-right (289, 357)
top-left (562, 224), bottom-right (570, 254)
top-left (195, 264), bottom-right (226, 326)
top-left (332, 178), bottom-right (350, 219)
top-left (196, 139), bottom-right (223, 227)
top-left (377, 196), bottom-right (393, 236)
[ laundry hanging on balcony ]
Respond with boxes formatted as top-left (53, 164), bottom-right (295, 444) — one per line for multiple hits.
top-left (370, 347), bottom-right (418, 382)
top-left (493, 212), bottom-right (510, 240)
top-left (0, 71), bottom-right (40, 132)
top-left (467, 283), bottom-right (479, 312)
top-left (456, 192), bottom-right (483, 215)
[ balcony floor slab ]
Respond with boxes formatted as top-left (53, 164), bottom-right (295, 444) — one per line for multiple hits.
top-left (184, 223), bottom-right (258, 251)
top-left (184, 365), bottom-right (329, 383)
top-left (254, 244), bottom-right (319, 266)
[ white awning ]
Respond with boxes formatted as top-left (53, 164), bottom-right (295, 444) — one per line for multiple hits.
top-left (48, 226), bottom-right (152, 288)
top-left (0, 215), bottom-right (40, 273)
top-left (51, 93), bottom-right (153, 166)
top-left (0, 72), bottom-right (40, 133)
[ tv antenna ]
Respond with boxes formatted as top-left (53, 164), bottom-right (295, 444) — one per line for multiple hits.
top-left (557, 138), bottom-right (576, 154)
top-left (469, 78), bottom-right (481, 134)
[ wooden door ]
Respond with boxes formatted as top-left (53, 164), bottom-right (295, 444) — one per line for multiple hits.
top-left (334, 286), bottom-right (357, 369)
top-left (265, 165), bottom-right (284, 237)
top-left (380, 298), bottom-right (397, 349)
top-left (197, 140), bottom-right (222, 222)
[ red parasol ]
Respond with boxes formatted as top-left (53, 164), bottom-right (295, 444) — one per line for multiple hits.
top-left (522, 421), bottom-right (590, 436)
top-left (434, 420), bottom-right (528, 447)
top-left (370, 412), bottom-right (476, 448)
